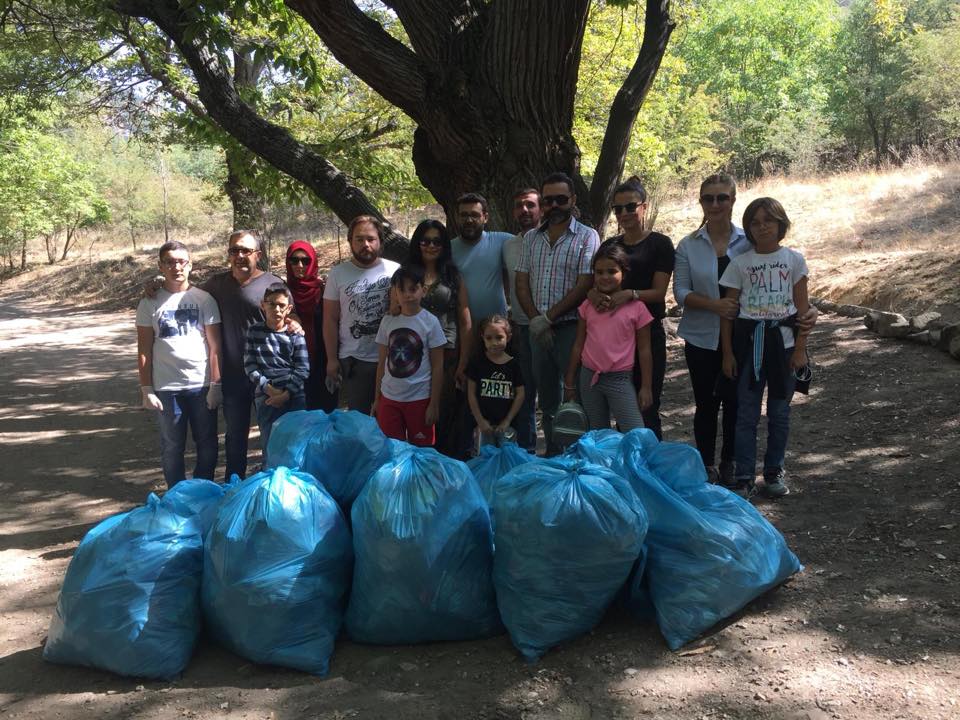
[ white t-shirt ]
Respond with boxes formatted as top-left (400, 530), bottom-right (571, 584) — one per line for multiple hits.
top-left (375, 309), bottom-right (446, 402)
top-left (323, 258), bottom-right (400, 363)
top-left (136, 286), bottom-right (221, 390)
top-left (720, 246), bottom-right (808, 348)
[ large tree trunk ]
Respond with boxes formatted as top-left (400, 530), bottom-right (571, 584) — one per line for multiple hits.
top-left (224, 146), bottom-right (263, 230)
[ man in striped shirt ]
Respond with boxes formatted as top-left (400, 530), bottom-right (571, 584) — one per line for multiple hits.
top-left (515, 172), bottom-right (600, 455)
top-left (243, 283), bottom-right (310, 462)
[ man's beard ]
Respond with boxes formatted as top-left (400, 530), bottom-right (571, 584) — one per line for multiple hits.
top-left (546, 207), bottom-right (572, 225)
top-left (352, 248), bottom-right (378, 265)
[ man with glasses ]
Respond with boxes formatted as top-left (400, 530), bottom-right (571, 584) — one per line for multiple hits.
top-left (202, 230), bottom-right (284, 480)
top-left (516, 172), bottom-right (599, 455)
top-left (137, 241), bottom-right (222, 487)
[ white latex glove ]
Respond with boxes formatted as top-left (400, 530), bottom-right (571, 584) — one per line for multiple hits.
top-left (141, 385), bottom-right (163, 412)
top-left (529, 314), bottom-right (554, 349)
top-left (206, 382), bottom-right (223, 410)
top-left (324, 373), bottom-right (341, 395)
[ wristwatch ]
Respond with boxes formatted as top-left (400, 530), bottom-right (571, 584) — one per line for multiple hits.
top-left (632, 289), bottom-right (640, 301)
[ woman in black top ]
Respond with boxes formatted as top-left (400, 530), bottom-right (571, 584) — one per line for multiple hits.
top-left (591, 176), bottom-right (674, 438)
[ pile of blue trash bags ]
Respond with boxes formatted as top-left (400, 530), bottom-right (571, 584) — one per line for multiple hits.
top-left (44, 410), bottom-right (801, 678)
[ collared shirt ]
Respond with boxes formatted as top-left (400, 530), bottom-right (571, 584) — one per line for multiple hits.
top-left (516, 217), bottom-right (600, 323)
top-left (451, 230), bottom-right (514, 323)
top-left (673, 224), bottom-right (751, 350)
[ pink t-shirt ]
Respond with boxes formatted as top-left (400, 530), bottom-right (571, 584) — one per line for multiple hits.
top-left (578, 299), bottom-right (654, 383)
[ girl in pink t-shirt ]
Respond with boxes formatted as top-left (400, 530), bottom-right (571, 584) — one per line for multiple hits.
top-left (564, 243), bottom-right (654, 431)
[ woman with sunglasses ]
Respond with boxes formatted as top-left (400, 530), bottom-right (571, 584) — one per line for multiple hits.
top-left (592, 176), bottom-right (674, 439)
top-left (673, 173), bottom-right (749, 485)
top-left (406, 219), bottom-right (472, 456)
top-left (286, 240), bottom-right (337, 411)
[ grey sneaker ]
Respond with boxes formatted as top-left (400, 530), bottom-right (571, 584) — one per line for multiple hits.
top-left (762, 468), bottom-right (790, 498)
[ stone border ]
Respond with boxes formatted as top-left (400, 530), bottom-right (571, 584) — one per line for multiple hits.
top-left (812, 297), bottom-right (960, 360)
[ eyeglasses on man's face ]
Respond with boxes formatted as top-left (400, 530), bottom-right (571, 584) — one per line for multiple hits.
top-left (228, 245), bottom-right (258, 256)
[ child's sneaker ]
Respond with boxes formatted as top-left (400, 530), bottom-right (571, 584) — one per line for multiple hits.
top-left (762, 468), bottom-right (790, 498)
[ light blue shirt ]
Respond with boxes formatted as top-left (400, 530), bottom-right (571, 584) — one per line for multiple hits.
top-left (452, 230), bottom-right (513, 324)
top-left (673, 224), bottom-right (751, 350)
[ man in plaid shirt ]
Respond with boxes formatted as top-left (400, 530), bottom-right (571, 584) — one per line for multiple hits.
top-left (515, 172), bottom-right (599, 455)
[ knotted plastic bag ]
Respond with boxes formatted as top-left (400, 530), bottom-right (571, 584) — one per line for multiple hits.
top-left (202, 467), bottom-right (352, 676)
top-left (491, 457), bottom-right (648, 661)
top-left (43, 480), bottom-right (225, 678)
top-left (346, 446), bottom-right (501, 644)
top-left (620, 431), bottom-right (802, 649)
top-left (466, 442), bottom-right (536, 505)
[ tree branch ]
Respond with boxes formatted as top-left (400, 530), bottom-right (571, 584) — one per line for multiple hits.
top-left (111, 0), bottom-right (407, 255)
top-left (588, 0), bottom-right (675, 234)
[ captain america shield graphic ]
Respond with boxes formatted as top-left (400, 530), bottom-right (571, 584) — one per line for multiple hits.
top-left (387, 327), bottom-right (423, 378)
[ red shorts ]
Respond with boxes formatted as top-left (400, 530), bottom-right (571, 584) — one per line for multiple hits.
top-left (376, 396), bottom-right (435, 446)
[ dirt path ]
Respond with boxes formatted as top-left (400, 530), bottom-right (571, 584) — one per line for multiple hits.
top-left (1, 289), bottom-right (958, 720)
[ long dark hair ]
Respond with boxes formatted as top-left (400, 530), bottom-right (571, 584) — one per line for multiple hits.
top-left (408, 219), bottom-right (460, 287)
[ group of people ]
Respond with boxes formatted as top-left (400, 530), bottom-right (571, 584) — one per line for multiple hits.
top-left (136, 170), bottom-right (816, 499)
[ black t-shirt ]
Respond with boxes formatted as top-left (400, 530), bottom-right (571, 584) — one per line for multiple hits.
top-left (604, 231), bottom-right (675, 320)
top-left (466, 354), bottom-right (525, 425)
top-left (716, 255), bottom-right (731, 298)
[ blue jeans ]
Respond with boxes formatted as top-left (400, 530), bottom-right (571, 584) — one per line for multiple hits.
top-left (222, 384), bottom-right (255, 481)
top-left (513, 324), bottom-right (538, 452)
top-left (529, 320), bottom-right (579, 455)
top-left (734, 348), bottom-right (795, 480)
top-left (155, 388), bottom-right (218, 488)
top-left (255, 391), bottom-right (306, 465)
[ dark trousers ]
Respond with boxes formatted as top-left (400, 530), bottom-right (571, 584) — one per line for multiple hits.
top-left (155, 387), bottom-right (218, 488)
top-left (684, 341), bottom-right (737, 468)
top-left (633, 320), bottom-right (666, 439)
top-left (222, 383), bottom-right (254, 481)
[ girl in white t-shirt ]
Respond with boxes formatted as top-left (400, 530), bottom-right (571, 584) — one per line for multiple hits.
top-left (719, 198), bottom-right (810, 499)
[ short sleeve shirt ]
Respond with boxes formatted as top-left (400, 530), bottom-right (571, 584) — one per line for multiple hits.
top-left (516, 218), bottom-right (600, 323)
top-left (501, 234), bottom-right (529, 325)
top-left (375, 309), bottom-right (446, 402)
top-left (720, 246), bottom-right (809, 348)
top-left (605, 231), bottom-right (675, 320)
top-left (324, 258), bottom-right (400, 363)
top-left (136, 286), bottom-right (221, 391)
top-left (466, 354), bottom-right (525, 425)
top-left (451, 231), bottom-right (513, 323)
top-left (578, 299), bottom-right (653, 375)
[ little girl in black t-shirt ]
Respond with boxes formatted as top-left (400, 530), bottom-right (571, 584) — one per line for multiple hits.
top-left (466, 315), bottom-right (526, 450)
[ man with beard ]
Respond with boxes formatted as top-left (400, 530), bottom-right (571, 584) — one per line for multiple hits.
top-left (502, 188), bottom-right (542, 452)
top-left (323, 215), bottom-right (400, 414)
top-left (202, 231), bottom-right (284, 480)
top-left (516, 173), bottom-right (599, 455)
top-left (450, 193), bottom-right (514, 325)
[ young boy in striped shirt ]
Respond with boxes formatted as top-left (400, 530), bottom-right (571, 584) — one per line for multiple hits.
top-left (243, 282), bottom-right (310, 464)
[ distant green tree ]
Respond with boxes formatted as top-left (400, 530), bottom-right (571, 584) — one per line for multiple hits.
top-left (904, 10), bottom-right (960, 142)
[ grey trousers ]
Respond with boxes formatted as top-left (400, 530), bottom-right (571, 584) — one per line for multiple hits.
top-left (578, 367), bottom-right (645, 432)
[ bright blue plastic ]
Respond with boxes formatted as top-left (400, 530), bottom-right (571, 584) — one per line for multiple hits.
top-left (43, 480), bottom-right (225, 679)
top-left (491, 457), bottom-right (648, 661)
top-left (202, 467), bottom-right (352, 676)
top-left (266, 409), bottom-right (392, 508)
top-left (564, 428), bottom-right (627, 468)
top-left (346, 445), bottom-right (502, 644)
top-left (466, 442), bottom-right (537, 504)
top-left (619, 430), bottom-right (802, 649)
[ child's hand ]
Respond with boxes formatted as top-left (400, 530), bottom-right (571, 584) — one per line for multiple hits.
top-left (425, 401), bottom-right (439, 427)
top-left (265, 389), bottom-right (290, 407)
top-left (563, 386), bottom-right (576, 402)
top-left (494, 422), bottom-right (511, 434)
top-left (478, 418), bottom-right (493, 434)
top-left (713, 297), bottom-right (739, 319)
top-left (638, 387), bottom-right (653, 411)
top-left (722, 354), bottom-right (737, 379)
top-left (790, 348), bottom-right (808, 371)
top-left (264, 383), bottom-right (282, 398)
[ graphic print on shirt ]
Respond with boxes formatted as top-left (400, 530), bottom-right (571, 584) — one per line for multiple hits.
top-left (742, 259), bottom-right (793, 319)
top-left (345, 275), bottom-right (392, 339)
top-left (387, 327), bottom-right (424, 379)
top-left (158, 306), bottom-right (200, 338)
top-left (480, 370), bottom-right (513, 400)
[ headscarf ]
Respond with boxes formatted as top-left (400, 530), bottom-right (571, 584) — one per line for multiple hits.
top-left (285, 240), bottom-right (323, 361)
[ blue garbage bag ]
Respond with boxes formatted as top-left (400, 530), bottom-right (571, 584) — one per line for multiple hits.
top-left (346, 445), bottom-right (501, 644)
top-left (202, 467), bottom-right (352, 676)
top-left (43, 480), bottom-right (225, 679)
top-left (619, 431), bottom-right (802, 649)
top-left (466, 442), bottom-right (536, 505)
top-left (266, 409), bottom-right (393, 508)
top-left (491, 457), bottom-right (648, 661)
top-left (564, 428), bottom-right (627, 468)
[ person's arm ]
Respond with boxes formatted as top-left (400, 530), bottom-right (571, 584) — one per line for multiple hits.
top-left (563, 317), bottom-right (588, 401)
top-left (455, 281), bottom-right (472, 386)
top-left (635, 324), bottom-right (653, 410)
top-left (425, 345), bottom-right (444, 426)
top-left (204, 323), bottom-right (223, 409)
top-left (515, 271), bottom-right (539, 320)
top-left (720, 287), bottom-right (740, 379)
top-left (137, 325), bottom-right (163, 411)
top-left (791, 276), bottom-right (810, 370)
top-left (467, 378), bottom-right (492, 434)
top-left (322, 298), bottom-right (341, 382)
top-left (372, 343), bottom-right (387, 417)
top-left (673, 242), bottom-right (738, 318)
top-left (497, 384), bottom-right (525, 432)
top-left (547, 273), bottom-right (593, 323)
top-left (287, 334), bottom-right (311, 393)
top-left (243, 332), bottom-right (265, 388)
